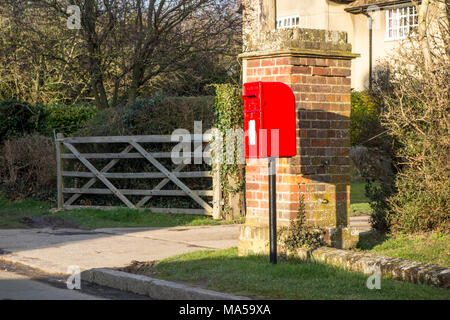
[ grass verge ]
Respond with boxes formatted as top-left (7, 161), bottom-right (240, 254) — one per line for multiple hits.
top-left (0, 194), bottom-right (243, 229)
top-left (357, 231), bottom-right (449, 267)
top-left (123, 247), bottom-right (449, 300)
top-left (350, 182), bottom-right (372, 216)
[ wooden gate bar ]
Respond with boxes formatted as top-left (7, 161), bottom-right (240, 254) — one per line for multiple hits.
top-left (61, 171), bottom-right (212, 179)
top-left (136, 164), bottom-right (186, 208)
top-left (63, 134), bottom-right (212, 144)
top-left (130, 140), bottom-right (213, 214)
top-left (147, 208), bottom-right (206, 215)
top-left (63, 142), bottom-right (136, 209)
top-left (64, 145), bottom-right (134, 206)
top-left (61, 152), bottom-right (210, 159)
top-left (62, 188), bottom-right (213, 196)
top-left (63, 205), bottom-right (207, 215)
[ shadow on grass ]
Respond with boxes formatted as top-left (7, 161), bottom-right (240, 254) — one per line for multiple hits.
top-left (356, 231), bottom-right (388, 250)
top-left (356, 232), bottom-right (450, 266)
top-left (350, 182), bottom-right (370, 204)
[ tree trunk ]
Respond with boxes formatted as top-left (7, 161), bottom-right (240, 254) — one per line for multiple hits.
top-left (432, 0), bottom-right (449, 57)
top-left (111, 78), bottom-right (120, 108)
top-left (418, 0), bottom-right (432, 70)
top-left (96, 78), bottom-right (109, 110)
top-left (127, 64), bottom-right (144, 106)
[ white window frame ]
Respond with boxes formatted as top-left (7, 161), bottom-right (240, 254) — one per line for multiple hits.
top-left (277, 15), bottom-right (300, 29)
top-left (385, 6), bottom-right (418, 41)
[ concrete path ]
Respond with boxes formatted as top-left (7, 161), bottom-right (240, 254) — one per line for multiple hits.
top-left (349, 215), bottom-right (371, 232)
top-left (0, 225), bottom-right (240, 275)
top-left (0, 270), bottom-right (103, 300)
top-left (0, 218), bottom-right (370, 277)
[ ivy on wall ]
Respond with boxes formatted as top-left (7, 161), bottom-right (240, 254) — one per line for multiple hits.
top-left (212, 84), bottom-right (245, 219)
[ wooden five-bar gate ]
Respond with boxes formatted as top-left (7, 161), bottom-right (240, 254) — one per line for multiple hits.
top-left (54, 133), bottom-right (222, 219)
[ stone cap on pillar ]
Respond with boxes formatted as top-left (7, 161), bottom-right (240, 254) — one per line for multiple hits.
top-left (241, 28), bottom-right (360, 60)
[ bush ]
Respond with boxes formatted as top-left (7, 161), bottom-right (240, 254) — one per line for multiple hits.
top-left (45, 103), bottom-right (97, 136)
top-left (374, 25), bottom-right (449, 234)
top-left (350, 91), bottom-right (381, 147)
top-left (0, 95), bottom-right (216, 205)
top-left (0, 100), bottom-right (97, 142)
top-left (387, 169), bottom-right (449, 234)
top-left (78, 94), bottom-right (214, 137)
top-left (350, 90), bottom-right (394, 151)
top-left (0, 100), bottom-right (46, 143)
top-left (366, 181), bottom-right (394, 233)
top-left (0, 134), bottom-right (56, 201)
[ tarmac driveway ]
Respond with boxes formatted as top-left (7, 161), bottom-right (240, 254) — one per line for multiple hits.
top-left (0, 225), bottom-right (240, 275)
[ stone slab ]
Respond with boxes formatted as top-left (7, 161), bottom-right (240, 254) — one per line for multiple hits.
top-left (81, 268), bottom-right (251, 300)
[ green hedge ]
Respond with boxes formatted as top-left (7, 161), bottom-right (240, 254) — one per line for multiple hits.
top-left (0, 100), bottom-right (46, 143)
top-left (350, 91), bottom-right (381, 146)
top-left (78, 95), bottom-right (214, 137)
top-left (45, 104), bottom-right (97, 135)
top-left (0, 100), bottom-right (97, 142)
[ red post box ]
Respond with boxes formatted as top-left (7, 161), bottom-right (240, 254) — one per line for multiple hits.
top-left (243, 81), bottom-right (296, 159)
top-left (243, 81), bottom-right (297, 264)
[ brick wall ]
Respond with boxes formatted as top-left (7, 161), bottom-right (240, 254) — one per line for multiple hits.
top-left (242, 54), bottom-right (353, 244)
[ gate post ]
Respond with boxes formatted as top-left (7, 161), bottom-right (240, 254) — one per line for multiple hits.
top-left (212, 163), bottom-right (222, 220)
top-left (55, 133), bottom-right (65, 211)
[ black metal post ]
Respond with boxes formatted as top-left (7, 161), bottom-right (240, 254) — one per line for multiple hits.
top-left (268, 157), bottom-right (277, 264)
top-left (368, 14), bottom-right (373, 91)
top-left (363, 11), bottom-right (373, 91)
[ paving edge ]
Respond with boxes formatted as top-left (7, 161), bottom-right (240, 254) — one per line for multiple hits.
top-left (81, 268), bottom-right (251, 300)
top-left (294, 247), bottom-right (450, 289)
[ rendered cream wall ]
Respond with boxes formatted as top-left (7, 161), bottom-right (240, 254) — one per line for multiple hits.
top-left (277, 0), bottom-right (329, 29)
top-left (350, 10), bottom-right (398, 90)
top-left (276, 0), bottom-right (402, 90)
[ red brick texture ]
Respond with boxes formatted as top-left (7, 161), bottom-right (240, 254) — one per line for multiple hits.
top-left (243, 55), bottom-right (352, 229)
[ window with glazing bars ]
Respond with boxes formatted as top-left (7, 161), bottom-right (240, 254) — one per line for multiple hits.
top-left (386, 6), bottom-right (418, 40)
top-left (277, 15), bottom-right (300, 29)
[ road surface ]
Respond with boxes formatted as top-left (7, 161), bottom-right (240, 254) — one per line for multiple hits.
top-left (0, 269), bottom-right (103, 300)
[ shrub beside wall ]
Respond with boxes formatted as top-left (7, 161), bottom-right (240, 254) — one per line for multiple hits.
top-left (373, 31), bottom-right (449, 234)
top-left (0, 134), bottom-right (56, 200)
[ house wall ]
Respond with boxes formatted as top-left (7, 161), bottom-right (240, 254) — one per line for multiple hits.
top-left (276, 0), bottom-right (402, 90)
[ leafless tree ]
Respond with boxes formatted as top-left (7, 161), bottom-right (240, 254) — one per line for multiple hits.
top-left (0, 0), bottom-right (242, 109)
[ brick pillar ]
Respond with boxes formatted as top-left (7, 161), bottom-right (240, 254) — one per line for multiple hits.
top-left (238, 29), bottom-right (360, 255)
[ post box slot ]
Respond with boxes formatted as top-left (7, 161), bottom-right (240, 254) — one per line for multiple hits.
top-left (243, 97), bottom-right (261, 112)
